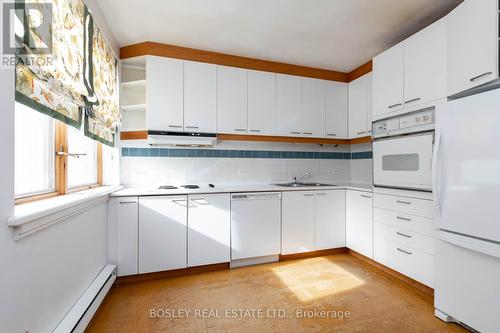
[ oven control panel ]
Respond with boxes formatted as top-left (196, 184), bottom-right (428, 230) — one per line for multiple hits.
top-left (373, 109), bottom-right (435, 138)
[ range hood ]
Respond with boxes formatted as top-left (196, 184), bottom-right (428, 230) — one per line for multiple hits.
top-left (147, 130), bottom-right (218, 147)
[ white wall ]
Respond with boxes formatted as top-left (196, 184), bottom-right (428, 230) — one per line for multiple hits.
top-left (0, 1), bottom-right (118, 332)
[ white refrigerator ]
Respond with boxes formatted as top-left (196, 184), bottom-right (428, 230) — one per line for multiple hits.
top-left (434, 86), bottom-right (500, 333)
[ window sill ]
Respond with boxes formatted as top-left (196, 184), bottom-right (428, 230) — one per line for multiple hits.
top-left (8, 186), bottom-right (123, 240)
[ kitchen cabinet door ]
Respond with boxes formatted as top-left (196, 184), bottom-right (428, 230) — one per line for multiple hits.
top-left (115, 197), bottom-right (139, 276)
top-left (146, 56), bottom-right (184, 131)
top-left (301, 77), bottom-right (326, 137)
top-left (282, 191), bottom-right (315, 254)
top-left (447, 0), bottom-right (498, 96)
top-left (139, 196), bottom-right (187, 273)
top-left (346, 190), bottom-right (373, 258)
top-left (404, 18), bottom-right (446, 109)
top-left (348, 73), bottom-right (372, 138)
top-left (187, 194), bottom-right (230, 267)
top-left (315, 190), bottom-right (346, 250)
top-left (325, 81), bottom-right (348, 139)
top-left (372, 44), bottom-right (404, 118)
top-left (217, 66), bottom-right (248, 134)
top-left (184, 61), bottom-right (217, 133)
top-left (247, 70), bottom-right (276, 135)
top-left (276, 74), bottom-right (302, 136)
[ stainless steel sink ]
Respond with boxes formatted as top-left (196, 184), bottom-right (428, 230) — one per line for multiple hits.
top-left (273, 182), bottom-right (337, 187)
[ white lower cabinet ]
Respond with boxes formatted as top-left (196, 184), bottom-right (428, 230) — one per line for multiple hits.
top-left (282, 190), bottom-right (346, 255)
top-left (114, 197), bottom-right (139, 277)
top-left (138, 196), bottom-right (188, 274)
top-left (187, 194), bottom-right (230, 267)
top-left (346, 190), bottom-right (373, 258)
top-left (282, 191), bottom-right (316, 254)
top-left (315, 190), bottom-right (346, 250)
top-left (372, 192), bottom-right (435, 287)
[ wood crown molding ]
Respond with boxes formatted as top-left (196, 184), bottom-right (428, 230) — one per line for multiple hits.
top-left (348, 61), bottom-right (373, 81)
top-left (120, 130), bottom-right (372, 145)
top-left (120, 42), bottom-right (372, 82)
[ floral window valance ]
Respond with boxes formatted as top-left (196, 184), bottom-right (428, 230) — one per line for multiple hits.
top-left (15, 0), bottom-right (119, 146)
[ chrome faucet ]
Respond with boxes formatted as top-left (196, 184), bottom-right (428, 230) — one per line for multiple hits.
top-left (293, 172), bottom-right (311, 184)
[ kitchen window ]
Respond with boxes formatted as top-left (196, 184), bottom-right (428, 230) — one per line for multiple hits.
top-left (15, 103), bottom-right (103, 204)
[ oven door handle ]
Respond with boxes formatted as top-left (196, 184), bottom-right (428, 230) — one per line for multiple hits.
top-left (432, 130), bottom-right (442, 218)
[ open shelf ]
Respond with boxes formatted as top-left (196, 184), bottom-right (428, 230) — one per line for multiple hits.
top-left (121, 79), bottom-right (146, 88)
top-left (121, 104), bottom-right (146, 112)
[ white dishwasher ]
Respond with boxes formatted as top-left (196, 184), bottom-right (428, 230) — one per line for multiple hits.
top-left (231, 192), bottom-right (281, 267)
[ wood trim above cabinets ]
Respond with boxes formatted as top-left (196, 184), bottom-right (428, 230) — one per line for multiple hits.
top-left (120, 130), bottom-right (148, 140)
top-left (119, 130), bottom-right (372, 145)
top-left (120, 42), bottom-right (350, 82)
top-left (348, 61), bottom-right (373, 81)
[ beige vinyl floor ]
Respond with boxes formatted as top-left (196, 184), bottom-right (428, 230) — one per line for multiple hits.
top-left (86, 254), bottom-right (467, 333)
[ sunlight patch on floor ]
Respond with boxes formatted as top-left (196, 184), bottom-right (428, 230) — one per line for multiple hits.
top-left (271, 257), bottom-right (365, 302)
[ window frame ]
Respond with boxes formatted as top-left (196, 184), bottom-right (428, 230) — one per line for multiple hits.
top-left (15, 122), bottom-right (103, 205)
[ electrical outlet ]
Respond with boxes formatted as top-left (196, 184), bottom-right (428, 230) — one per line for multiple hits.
top-left (238, 170), bottom-right (248, 175)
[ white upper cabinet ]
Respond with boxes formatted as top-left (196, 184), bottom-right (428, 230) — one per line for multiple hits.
top-left (146, 56), bottom-right (184, 131)
top-left (276, 74), bottom-right (302, 136)
top-left (447, 0), bottom-right (498, 96)
top-left (348, 73), bottom-right (372, 139)
top-left (404, 18), bottom-right (446, 109)
top-left (373, 44), bottom-right (404, 117)
top-left (217, 66), bottom-right (248, 134)
top-left (301, 77), bottom-right (326, 137)
top-left (247, 70), bottom-right (276, 135)
top-left (373, 17), bottom-right (448, 119)
top-left (183, 61), bottom-right (217, 133)
top-left (325, 81), bottom-right (348, 139)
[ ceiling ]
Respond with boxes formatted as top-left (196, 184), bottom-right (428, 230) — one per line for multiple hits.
top-left (97, 0), bottom-right (461, 72)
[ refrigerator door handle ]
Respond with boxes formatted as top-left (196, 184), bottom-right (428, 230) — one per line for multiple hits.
top-left (432, 130), bottom-right (442, 218)
top-left (438, 230), bottom-right (500, 260)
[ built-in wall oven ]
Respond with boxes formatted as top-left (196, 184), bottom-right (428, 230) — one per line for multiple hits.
top-left (373, 107), bottom-right (437, 191)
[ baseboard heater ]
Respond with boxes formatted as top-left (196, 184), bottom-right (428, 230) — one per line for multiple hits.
top-left (53, 264), bottom-right (116, 333)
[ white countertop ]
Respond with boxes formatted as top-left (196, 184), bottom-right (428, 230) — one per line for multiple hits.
top-left (110, 182), bottom-right (373, 197)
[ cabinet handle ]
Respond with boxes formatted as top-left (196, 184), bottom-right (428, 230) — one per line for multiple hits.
top-left (249, 129), bottom-right (261, 133)
top-left (360, 194), bottom-right (371, 198)
top-left (327, 133), bottom-right (337, 136)
top-left (185, 126), bottom-right (199, 129)
top-left (290, 131), bottom-right (301, 135)
top-left (397, 231), bottom-right (412, 238)
top-left (396, 200), bottom-right (412, 205)
top-left (172, 199), bottom-right (188, 207)
top-left (316, 193), bottom-right (327, 196)
top-left (388, 103), bottom-right (402, 109)
top-left (405, 98), bottom-right (421, 104)
top-left (302, 132), bottom-right (313, 135)
top-left (470, 72), bottom-right (493, 82)
top-left (397, 247), bottom-right (412, 255)
top-left (396, 216), bottom-right (412, 222)
top-left (191, 198), bottom-right (209, 205)
top-left (169, 125), bottom-right (182, 128)
top-left (357, 131), bottom-right (366, 135)
top-left (234, 128), bottom-right (246, 132)
top-left (119, 201), bottom-right (136, 204)
top-left (303, 193), bottom-right (315, 197)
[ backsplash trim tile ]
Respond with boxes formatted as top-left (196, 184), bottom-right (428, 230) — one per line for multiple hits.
top-left (121, 148), bottom-right (372, 160)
